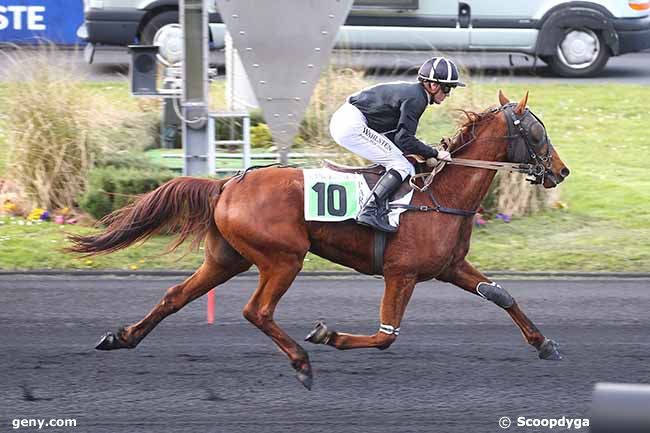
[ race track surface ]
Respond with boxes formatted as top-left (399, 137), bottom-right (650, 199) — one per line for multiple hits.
top-left (1, 275), bottom-right (649, 433)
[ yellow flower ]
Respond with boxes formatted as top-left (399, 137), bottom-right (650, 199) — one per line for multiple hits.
top-left (129, 264), bottom-right (139, 270)
top-left (2, 200), bottom-right (17, 214)
top-left (27, 208), bottom-right (45, 221)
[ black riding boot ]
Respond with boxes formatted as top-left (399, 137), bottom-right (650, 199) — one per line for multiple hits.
top-left (356, 169), bottom-right (403, 232)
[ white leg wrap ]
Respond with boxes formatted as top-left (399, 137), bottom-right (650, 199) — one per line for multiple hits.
top-left (379, 323), bottom-right (400, 336)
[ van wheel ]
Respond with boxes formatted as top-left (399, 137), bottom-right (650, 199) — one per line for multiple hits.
top-left (546, 28), bottom-right (610, 77)
top-left (140, 10), bottom-right (179, 46)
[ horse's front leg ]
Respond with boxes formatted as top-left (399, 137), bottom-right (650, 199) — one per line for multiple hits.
top-left (306, 273), bottom-right (417, 350)
top-left (440, 260), bottom-right (561, 360)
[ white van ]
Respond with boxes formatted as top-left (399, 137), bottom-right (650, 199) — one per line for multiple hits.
top-left (80, 0), bottom-right (650, 77)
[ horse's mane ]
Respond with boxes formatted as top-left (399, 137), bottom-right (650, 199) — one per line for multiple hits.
top-left (446, 106), bottom-right (500, 153)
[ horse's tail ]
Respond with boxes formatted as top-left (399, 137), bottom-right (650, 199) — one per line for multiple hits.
top-left (66, 177), bottom-right (227, 256)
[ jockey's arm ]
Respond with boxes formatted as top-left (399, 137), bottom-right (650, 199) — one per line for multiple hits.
top-left (394, 98), bottom-right (438, 160)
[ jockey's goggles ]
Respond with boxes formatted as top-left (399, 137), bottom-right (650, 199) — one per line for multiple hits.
top-left (438, 83), bottom-right (455, 94)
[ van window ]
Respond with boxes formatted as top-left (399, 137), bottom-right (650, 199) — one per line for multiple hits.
top-left (353, 0), bottom-right (419, 10)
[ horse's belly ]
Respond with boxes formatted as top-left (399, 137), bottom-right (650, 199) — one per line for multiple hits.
top-left (307, 221), bottom-right (376, 275)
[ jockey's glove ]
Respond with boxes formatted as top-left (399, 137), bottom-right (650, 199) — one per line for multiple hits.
top-left (426, 150), bottom-right (452, 167)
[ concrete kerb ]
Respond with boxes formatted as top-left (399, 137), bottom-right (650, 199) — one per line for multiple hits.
top-left (0, 270), bottom-right (649, 280)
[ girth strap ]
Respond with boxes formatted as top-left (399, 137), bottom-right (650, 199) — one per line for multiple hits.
top-left (372, 230), bottom-right (386, 275)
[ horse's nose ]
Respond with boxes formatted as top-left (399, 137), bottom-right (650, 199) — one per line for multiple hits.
top-left (560, 167), bottom-right (570, 178)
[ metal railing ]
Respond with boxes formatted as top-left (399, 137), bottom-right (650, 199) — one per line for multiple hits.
top-left (161, 111), bottom-right (342, 174)
top-left (163, 152), bottom-right (342, 173)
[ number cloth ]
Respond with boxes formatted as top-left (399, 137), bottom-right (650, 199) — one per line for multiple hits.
top-left (303, 169), bottom-right (413, 226)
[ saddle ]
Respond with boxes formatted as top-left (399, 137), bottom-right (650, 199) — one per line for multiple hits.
top-left (323, 154), bottom-right (427, 200)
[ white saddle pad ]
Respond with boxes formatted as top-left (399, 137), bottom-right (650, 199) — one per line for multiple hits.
top-left (302, 168), bottom-right (413, 228)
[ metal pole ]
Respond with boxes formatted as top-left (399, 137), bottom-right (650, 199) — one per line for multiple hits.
top-left (207, 114), bottom-right (216, 174)
top-left (243, 115), bottom-right (251, 169)
top-left (591, 383), bottom-right (650, 433)
top-left (181, 0), bottom-right (210, 176)
top-left (206, 289), bottom-right (215, 324)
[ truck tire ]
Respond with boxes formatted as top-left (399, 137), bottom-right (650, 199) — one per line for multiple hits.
top-left (545, 27), bottom-right (610, 77)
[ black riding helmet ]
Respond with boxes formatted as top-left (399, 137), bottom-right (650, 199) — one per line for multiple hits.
top-left (417, 57), bottom-right (466, 87)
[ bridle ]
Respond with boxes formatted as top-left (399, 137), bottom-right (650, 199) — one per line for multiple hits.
top-left (398, 104), bottom-right (556, 217)
top-left (410, 103), bottom-right (555, 192)
top-left (502, 103), bottom-right (555, 185)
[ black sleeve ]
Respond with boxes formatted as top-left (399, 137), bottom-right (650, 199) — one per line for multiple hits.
top-left (393, 98), bottom-right (438, 159)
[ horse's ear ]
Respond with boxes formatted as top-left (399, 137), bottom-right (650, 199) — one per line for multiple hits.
top-left (514, 91), bottom-right (529, 115)
top-left (498, 89), bottom-right (510, 106)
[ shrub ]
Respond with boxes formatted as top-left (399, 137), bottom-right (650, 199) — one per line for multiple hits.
top-left (5, 66), bottom-right (100, 209)
top-left (250, 123), bottom-right (273, 148)
top-left (79, 167), bottom-right (175, 220)
top-left (3, 46), bottom-right (160, 209)
top-left (209, 109), bottom-right (269, 152)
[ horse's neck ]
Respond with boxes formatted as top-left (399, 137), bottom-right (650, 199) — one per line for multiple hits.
top-left (429, 126), bottom-right (506, 212)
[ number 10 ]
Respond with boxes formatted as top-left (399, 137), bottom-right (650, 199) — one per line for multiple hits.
top-left (312, 182), bottom-right (347, 217)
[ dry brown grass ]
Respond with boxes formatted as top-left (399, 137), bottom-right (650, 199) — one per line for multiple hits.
top-left (2, 47), bottom-right (157, 210)
top-left (495, 172), bottom-right (560, 216)
top-left (301, 67), bottom-right (372, 165)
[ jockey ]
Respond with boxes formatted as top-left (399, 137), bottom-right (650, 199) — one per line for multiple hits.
top-left (329, 56), bottom-right (465, 232)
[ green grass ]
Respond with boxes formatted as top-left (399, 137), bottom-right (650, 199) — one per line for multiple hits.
top-left (1, 81), bottom-right (649, 272)
top-left (0, 216), bottom-right (344, 271)
top-left (458, 84), bottom-right (650, 272)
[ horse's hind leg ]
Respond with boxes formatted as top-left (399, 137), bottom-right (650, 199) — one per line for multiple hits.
top-left (96, 228), bottom-right (251, 350)
top-left (242, 258), bottom-right (314, 388)
top-left (440, 259), bottom-right (561, 360)
top-left (306, 273), bottom-right (417, 351)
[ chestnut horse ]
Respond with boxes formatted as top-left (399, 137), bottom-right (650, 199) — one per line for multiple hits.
top-left (68, 91), bottom-right (570, 389)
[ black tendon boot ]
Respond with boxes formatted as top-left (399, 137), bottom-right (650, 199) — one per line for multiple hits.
top-left (356, 169), bottom-right (403, 232)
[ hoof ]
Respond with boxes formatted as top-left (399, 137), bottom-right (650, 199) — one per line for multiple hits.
top-left (294, 365), bottom-right (313, 390)
top-left (291, 358), bottom-right (313, 390)
top-left (538, 338), bottom-right (562, 360)
top-left (295, 369), bottom-right (313, 390)
top-left (95, 330), bottom-right (131, 350)
top-left (305, 320), bottom-right (332, 345)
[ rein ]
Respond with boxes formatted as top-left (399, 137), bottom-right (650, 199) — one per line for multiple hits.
top-left (409, 158), bottom-right (536, 193)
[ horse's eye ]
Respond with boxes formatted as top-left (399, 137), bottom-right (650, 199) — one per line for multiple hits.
top-left (530, 123), bottom-right (545, 146)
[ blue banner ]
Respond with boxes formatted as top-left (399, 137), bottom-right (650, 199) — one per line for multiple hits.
top-left (0, 1), bottom-right (84, 44)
